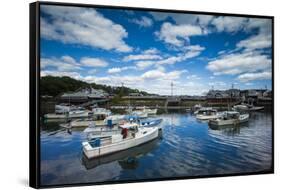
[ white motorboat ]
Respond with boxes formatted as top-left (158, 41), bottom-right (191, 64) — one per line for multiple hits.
top-left (55, 104), bottom-right (85, 114)
top-left (195, 107), bottom-right (219, 120)
top-left (209, 111), bottom-right (249, 126)
top-left (137, 106), bottom-right (157, 115)
top-left (92, 108), bottom-right (111, 120)
top-left (82, 124), bottom-right (160, 159)
top-left (44, 109), bottom-right (91, 119)
top-left (131, 110), bottom-right (148, 118)
top-left (104, 115), bottom-right (125, 126)
top-left (233, 104), bottom-right (248, 111)
top-left (233, 104), bottom-right (264, 112)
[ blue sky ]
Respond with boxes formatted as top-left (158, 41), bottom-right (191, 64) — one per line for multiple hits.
top-left (40, 5), bottom-right (272, 95)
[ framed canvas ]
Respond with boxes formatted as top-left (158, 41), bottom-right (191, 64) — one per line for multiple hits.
top-left (29, 1), bottom-right (274, 188)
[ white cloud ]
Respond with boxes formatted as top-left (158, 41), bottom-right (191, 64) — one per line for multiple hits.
top-left (123, 48), bottom-right (162, 62)
top-left (41, 56), bottom-right (81, 72)
top-left (237, 34), bottom-right (271, 50)
top-left (131, 16), bottom-right (153, 27)
top-left (80, 57), bottom-right (108, 67)
top-left (41, 5), bottom-right (132, 52)
top-left (123, 54), bottom-right (162, 62)
top-left (41, 70), bottom-right (82, 80)
top-left (206, 51), bottom-right (271, 76)
top-left (41, 55), bottom-right (108, 73)
top-left (107, 66), bottom-right (136, 74)
top-left (157, 22), bottom-right (204, 47)
top-left (135, 45), bottom-right (205, 69)
top-left (211, 16), bottom-right (248, 33)
top-left (186, 74), bottom-right (201, 80)
top-left (237, 71), bottom-right (271, 82)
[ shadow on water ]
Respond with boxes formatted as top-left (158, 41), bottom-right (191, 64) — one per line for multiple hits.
top-left (82, 138), bottom-right (161, 170)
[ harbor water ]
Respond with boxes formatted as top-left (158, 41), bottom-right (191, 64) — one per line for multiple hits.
top-left (40, 111), bottom-right (272, 186)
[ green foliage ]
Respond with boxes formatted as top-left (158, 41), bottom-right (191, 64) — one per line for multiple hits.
top-left (40, 76), bottom-right (151, 97)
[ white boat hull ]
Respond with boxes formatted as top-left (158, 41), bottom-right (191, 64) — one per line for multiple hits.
top-left (44, 111), bottom-right (90, 119)
top-left (196, 114), bottom-right (219, 120)
top-left (209, 114), bottom-right (249, 126)
top-left (82, 127), bottom-right (159, 159)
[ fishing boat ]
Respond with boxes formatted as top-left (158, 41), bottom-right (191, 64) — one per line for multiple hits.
top-left (233, 104), bottom-right (264, 112)
top-left (82, 138), bottom-right (160, 170)
top-left (82, 124), bottom-right (160, 159)
top-left (191, 104), bottom-right (202, 113)
top-left (137, 106), bottom-right (157, 115)
top-left (92, 108), bottom-right (111, 120)
top-left (195, 107), bottom-right (219, 120)
top-left (44, 109), bottom-right (91, 119)
top-left (209, 111), bottom-right (249, 126)
top-left (104, 115), bottom-right (125, 125)
top-left (59, 118), bottom-right (106, 128)
top-left (131, 110), bottom-right (148, 118)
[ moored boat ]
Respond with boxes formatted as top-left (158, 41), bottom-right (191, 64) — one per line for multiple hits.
top-left (195, 107), bottom-right (219, 120)
top-left (209, 111), bottom-right (249, 126)
top-left (44, 109), bottom-right (91, 119)
top-left (82, 124), bottom-right (160, 159)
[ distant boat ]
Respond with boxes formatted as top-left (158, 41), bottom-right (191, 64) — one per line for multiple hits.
top-left (82, 124), bottom-right (160, 159)
top-left (191, 104), bottom-right (202, 113)
top-left (195, 107), bottom-right (220, 120)
top-left (55, 104), bottom-right (84, 114)
top-left (233, 104), bottom-right (264, 112)
top-left (209, 111), bottom-right (249, 126)
top-left (44, 109), bottom-right (91, 119)
top-left (131, 110), bottom-right (148, 118)
top-left (137, 106), bottom-right (158, 115)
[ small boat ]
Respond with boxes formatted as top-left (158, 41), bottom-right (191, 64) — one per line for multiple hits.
top-left (44, 109), bottom-right (91, 119)
top-left (233, 104), bottom-right (248, 111)
top-left (195, 107), bottom-right (219, 120)
top-left (82, 138), bottom-right (160, 170)
top-left (233, 104), bottom-right (264, 112)
top-left (104, 115), bottom-right (125, 126)
top-left (83, 121), bottom-right (113, 133)
top-left (191, 104), bottom-right (202, 113)
top-left (55, 104), bottom-right (85, 114)
top-left (131, 110), bottom-right (148, 118)
top-left (137, 106), bottom-right (157, 115)
top-left (92, 108), bottom-right (111, 120)
top-left (82, 124), bottom-right (160, 159)
top-left (209, 111), bottom-right (249, 126)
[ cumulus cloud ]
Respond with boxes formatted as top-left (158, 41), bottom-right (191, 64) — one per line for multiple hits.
top-left (80, 57), bottom-right (108, 67)
top-left (41, 70), bottom-right (82, 80)
top-left (41, 55), bottom-right (108, 72)
top-left (211, 16), bottom-right (248, 33)
top-left (206, 51), bottom-right (271, 76)
top-left (157, 22), bottom-right (204, 47)
top-left (41, 5), bottom-right (132, 52)
top-left (237, 71), bottom-right (272, 82)
top-left (130, 16), bottom-right (153, 27)
top-left (135, 45), bottom-right (205, 69)
top-left (123, 48), bottom-right (162, 62)
top-left (107, 66), bottom-right (136, 74)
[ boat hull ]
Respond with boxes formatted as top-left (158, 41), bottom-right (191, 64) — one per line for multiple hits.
top-left (196, 114), bottom-right (219, 120)
top-left (209, 114), bottom-right (249, 126)
top-left (82, 127), bottom-right (159, 159)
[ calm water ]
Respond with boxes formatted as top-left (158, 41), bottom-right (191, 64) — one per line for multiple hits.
top-left (40, 111), bottom-right (272, 186)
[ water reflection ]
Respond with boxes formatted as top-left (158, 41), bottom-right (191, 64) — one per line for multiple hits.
top-left (40, 111), bottom-right (272, 186)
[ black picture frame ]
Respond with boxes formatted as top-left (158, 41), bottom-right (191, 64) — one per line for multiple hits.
top-left (30, 1), bottom-right (274, 188)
